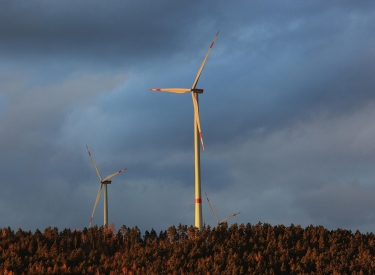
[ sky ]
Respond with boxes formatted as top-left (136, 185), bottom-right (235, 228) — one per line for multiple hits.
top-left (1, 0), bottom-right (375, 234)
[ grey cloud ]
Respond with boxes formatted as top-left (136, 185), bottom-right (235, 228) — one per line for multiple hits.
top-left (1, 1), bottom-right (375, 233)
top-left (295, 183), bottom-right (375, 232)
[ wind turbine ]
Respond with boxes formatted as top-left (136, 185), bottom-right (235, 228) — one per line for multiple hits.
top-left (205, 192), bottom-right (241, 226)
top-left (150, 31), bottom-right (219, 230)
top-left (86, 145), bottom-right (127, 228)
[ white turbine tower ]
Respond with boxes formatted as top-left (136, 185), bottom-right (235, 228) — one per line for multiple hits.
top-left (86, 145), bottom-right (127, 228)
top-left (205, 192), bottom-right (240, 226)
top-left (150, 31), bottom-right (219, 230)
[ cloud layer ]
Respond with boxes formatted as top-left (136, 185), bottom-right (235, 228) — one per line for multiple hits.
top-left (1, 0), bottom-right (375, 233)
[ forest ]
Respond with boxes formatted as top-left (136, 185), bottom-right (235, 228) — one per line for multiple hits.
top-left (1, 222), bottom-right (375, 274)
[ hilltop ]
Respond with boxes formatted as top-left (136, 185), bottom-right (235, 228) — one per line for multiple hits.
top-left (1, 222), bottom-right (374, 274)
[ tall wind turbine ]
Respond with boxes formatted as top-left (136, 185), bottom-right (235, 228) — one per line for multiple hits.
top-left (150, 31), bottom-right (219, 230)
top-left (205, 192), bottom-right (241, 226)
top-left (86, 145), bottom-right (127, 228)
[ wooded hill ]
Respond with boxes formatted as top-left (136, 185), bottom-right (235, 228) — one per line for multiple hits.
top-left (1, 222), bottom-right (375, 274)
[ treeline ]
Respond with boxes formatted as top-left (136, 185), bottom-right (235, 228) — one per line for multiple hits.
top-left (1, 222), bottom-right (375, 274)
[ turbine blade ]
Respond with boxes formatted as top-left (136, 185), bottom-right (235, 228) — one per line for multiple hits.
top-left (102, 168), bottom-right (127, 182)
top-left (205, 192), bottom-right (219, 224)
top-left (219, 212), bottom-right (241, 225)
top-left (191, 30), bottom-right (220, 90)
top-left (192, 93), bottom-right (204, 150)
top-left (149, 88), bottom-right (191, 94)
top-left (86, 145), bottom-right (103, 181)
top-left (89, 182), bottom-right (103, 228)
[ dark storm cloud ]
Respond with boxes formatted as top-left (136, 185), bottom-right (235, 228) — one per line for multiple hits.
top-left (1, 0), bottom-right (375, 233)
top-left (0, 0), bottom-right (217, 65)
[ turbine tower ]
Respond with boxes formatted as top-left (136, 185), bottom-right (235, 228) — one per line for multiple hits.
top-left (86, 145), bottom-right (127, 228)
top-left (150, 31), bottom-right (219, 230)
top-left (205, 192), bottom-right (241, 226)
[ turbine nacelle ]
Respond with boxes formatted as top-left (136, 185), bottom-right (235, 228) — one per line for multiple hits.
top-left (193, 89), bottom-right (204, 94)
top-left (101, 180), bottom-right (112, 184)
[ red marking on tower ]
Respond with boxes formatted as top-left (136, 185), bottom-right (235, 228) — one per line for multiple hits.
top-left (196, 198), bottom-right (202, 203)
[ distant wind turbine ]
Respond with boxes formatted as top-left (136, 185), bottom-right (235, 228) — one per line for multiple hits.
top-left (86, 145), bottom-right (127, 228)
top-left (149, 31), bottom-right (219, 230)
top-left (205, 192), bottom-right (240, 226)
